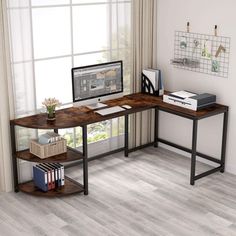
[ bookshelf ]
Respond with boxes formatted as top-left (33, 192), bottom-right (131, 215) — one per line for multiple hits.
top-left (10, 114), bottom-right (88, 197)
top-left (16, 149), bottom-right (84, 196)
top-left (18, 176), bottom-right (84, 197)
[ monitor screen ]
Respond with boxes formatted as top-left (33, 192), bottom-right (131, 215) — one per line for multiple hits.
top-left (72, 61), bottom-right (123, 104)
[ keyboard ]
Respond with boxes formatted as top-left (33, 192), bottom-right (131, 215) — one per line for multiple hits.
top-left (95, 106), bottom-right (125, 116)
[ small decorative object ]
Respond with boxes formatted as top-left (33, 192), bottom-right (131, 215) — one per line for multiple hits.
top-left (212, 60), bottom-right (220, 72)
top-left (42, 98), bottom-right (60, 121)
top-left (201, 39), bottom-right (212, 59)
top-left (180, 36), bottom-right (187, 49)
top-left (171, 58), bottom-right (200, 68)
top-left (192, 39), bottom-right (200, 57)
top-left (215, 44), bottom-right (226, 58)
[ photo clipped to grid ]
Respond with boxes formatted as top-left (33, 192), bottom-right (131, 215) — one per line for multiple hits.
top-left (172, 31), bottom-right (230, 78)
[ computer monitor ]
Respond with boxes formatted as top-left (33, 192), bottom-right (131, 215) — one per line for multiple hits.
top-left (72, 61), bottom-right (123, 107)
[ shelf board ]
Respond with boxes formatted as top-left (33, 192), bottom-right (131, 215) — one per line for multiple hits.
top-left (16, 147), bottom-right (83, 163)
top-left (18, 176), bottom-right (84, 197)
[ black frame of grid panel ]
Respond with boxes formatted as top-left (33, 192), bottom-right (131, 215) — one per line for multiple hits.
top-left (173, 31), bottom-right (230, 78)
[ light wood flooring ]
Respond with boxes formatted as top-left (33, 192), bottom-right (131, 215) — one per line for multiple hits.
top-left (1, 147), bottom-right (236, 236)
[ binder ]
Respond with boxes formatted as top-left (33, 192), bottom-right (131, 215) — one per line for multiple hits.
top-left (46, 163), bottom-right (59, 188)
top-left (53, 163), bottom-right (61, 187)
top-left (54, 163), bottom-right (65, 186)
top-left (41, 164), bottom-right (55, 189)
top-left (38, 164), bottom-right (52, 190)
top-left (33, 165), bottom-right (48, 192)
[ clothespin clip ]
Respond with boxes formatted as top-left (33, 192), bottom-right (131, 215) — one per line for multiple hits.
top-left (187, 22), bottom-right (190, 33)
top-left (214, 25), bottom-right (218, 37)
top-left (215, 45), bottom-right (226, 58)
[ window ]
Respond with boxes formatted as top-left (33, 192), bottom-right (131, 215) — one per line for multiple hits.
top-left (7, 0), bottom-right (131, 149)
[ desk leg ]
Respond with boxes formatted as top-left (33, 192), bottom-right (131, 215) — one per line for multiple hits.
top-left (82, 125), bottom-right (88, 195)
top-left (125, 114), bottom-right (129, 157)
top-left (220, 110), bottom-right (228, 173)
top-left (10, 124), bottom-right (19, 192)
top-left (154, 108), bottom-right (159, 148)
top-left (190, 119), bottom-right (198, 185)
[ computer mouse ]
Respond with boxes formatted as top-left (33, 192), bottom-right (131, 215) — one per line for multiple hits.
top-left (122, 105), bottom-right (132, 109)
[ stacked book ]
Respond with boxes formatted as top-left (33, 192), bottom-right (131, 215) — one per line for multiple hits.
top-left (38, 132), bottom-right (62, 144)
top-left (33, 163), bottom-right (65, 192)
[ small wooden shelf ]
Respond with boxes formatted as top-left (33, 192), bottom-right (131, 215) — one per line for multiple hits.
top-left (18, 176), bottom-right (84, 197)
top-left (16, 147), bottom-right (83, 163)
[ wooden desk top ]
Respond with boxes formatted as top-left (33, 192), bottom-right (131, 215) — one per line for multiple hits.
top-left (10, 93), bottom-right (228, 129)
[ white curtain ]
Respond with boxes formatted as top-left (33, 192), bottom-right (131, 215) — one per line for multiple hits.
top-left (130, 0), bottom-right (157, 148)
top-left (6, 0), bottom-right (36, 116)
top-left (0, 0), bottom-right (156, 191)
top-left (0, 0), bottom-right (14, 192)
top-left (3, 0), bottom-right (132, 187)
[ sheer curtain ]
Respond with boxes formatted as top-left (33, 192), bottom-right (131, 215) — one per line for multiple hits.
top-left (5, 0), bottom-right (132, 185)
top-left (130, 0), bottom-right (157, 148)
top-left (1, 0), bottom-right (156, 191)
top-left (0, 0), bottom-right (14, 192)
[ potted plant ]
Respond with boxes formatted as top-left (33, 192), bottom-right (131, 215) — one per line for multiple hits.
top-left (42, 98), bottom-right (60, 121)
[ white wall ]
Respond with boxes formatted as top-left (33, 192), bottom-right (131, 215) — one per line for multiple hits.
top-left (156, 0), bottom-right (236, 174)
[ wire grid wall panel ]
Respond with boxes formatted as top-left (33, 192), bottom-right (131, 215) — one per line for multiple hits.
top-left (173, 31), bottom-right (230, 78)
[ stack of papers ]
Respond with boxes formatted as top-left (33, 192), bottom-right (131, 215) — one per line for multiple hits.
top-left (169, 90), bottom-right (197, 99)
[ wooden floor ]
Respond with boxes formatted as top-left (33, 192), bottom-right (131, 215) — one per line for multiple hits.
top-left (1, 147), bottom-right (236, 236)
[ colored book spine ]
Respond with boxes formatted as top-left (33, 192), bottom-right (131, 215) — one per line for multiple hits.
top-left (41, 164), bottom-right (55, 189)
top-left (54, 163), bottom-right (64, 187)
top-left (38, 164), bottom-right (52, 190)
top-left (33, 166), bottom-right (48, 192)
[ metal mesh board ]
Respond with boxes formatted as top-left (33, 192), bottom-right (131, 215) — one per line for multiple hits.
top-left (172, 31), bottom-right (230, 78)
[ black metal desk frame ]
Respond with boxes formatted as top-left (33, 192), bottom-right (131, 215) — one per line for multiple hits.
top-left (124, 106), bottom-right (229, 185)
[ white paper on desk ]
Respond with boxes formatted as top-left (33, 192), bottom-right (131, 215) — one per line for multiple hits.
top-left (171, 90), bottom-right (197, 98)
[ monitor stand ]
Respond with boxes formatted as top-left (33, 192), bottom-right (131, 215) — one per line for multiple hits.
top-left (86, 102), bottom-right (108, 110)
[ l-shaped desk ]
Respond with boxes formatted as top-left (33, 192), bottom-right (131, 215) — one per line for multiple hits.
top-left (10, 93), bottom-right (228, 196)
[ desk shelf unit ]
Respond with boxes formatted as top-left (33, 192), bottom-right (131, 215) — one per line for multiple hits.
top-left (10, 117), bottom-right (88, 197)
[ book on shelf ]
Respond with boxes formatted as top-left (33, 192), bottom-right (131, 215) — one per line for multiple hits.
top-left (54, 163), bottom-right (65, 186)
top-left (45, 163), bottom-right (59, 188)
top-left (33, 163), bottom-right (65, 192)
top-left (33, 166), bottom-right (48, 192)
top-left (38, 132), bottom-right (62, 145)
top-left (37, 164), bottom-right (52, 190)
top-left (40, 163), bottom-right (55, 189)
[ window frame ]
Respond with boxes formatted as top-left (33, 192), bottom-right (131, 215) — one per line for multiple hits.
top-left (7, 0), bottom-right (131, 147)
